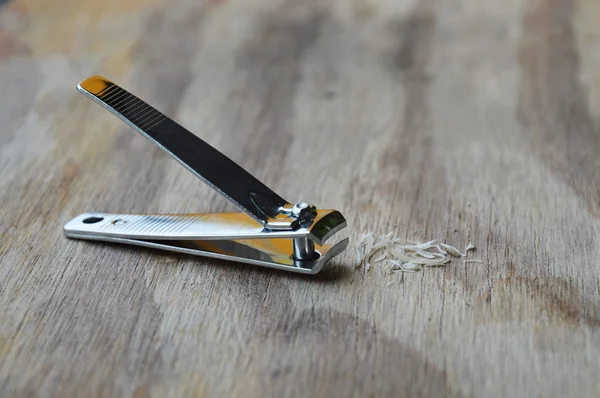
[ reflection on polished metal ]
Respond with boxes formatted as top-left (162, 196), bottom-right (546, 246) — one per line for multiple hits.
top-left (292, 237), bottom-right (316, 261)
top-left (63, 76), bottom-right (348, 274)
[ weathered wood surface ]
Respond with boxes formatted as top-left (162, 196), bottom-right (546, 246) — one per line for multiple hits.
top-left (1, 0), bottom-right (600, 396)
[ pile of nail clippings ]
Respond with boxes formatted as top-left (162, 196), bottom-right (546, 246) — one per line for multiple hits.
top-left (355, 232), bottom-right (481, 273)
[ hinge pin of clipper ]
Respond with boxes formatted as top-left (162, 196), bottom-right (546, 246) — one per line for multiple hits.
top-left (289, 202), bottom-right (318, 261)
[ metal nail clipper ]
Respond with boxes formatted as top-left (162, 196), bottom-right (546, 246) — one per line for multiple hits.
top-left (63, 76), bottom-right (348, 274)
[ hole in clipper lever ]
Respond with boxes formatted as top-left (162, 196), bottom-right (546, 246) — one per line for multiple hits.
top-left (82, 216), bottom-right (104, 224)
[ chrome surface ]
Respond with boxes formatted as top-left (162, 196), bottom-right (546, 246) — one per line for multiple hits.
top-left (64, 232), bottom-right (348, 275)
top-left (291, 202), bottom-right (309, 217)
top-left (66, 75), bottom-right (349, 274)
top-left (64, 210), bottom-right (345, 246)
top-left (63, 210), bottom-right (347, 273)
top-left (77, 76), bottom-right (295, 228)
top-left (292, 237), bottom-right (316, 261)
top-left (291, 202), bottom-right (317, 225)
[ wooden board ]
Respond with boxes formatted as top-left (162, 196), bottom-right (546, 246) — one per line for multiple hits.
top-left (1, 0), bottom-right (600, 396)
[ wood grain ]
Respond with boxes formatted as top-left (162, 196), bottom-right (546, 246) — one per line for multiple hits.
top-left (1, 0), bottom-right (600, 396)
